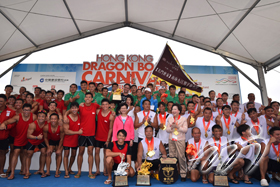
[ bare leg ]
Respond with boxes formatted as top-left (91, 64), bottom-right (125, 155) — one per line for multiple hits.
top-left (260, 156), bottom-right (269, 180)
top-left (63, 149), bottom-right (70, 176)
top-left (76, 146), bottom-right (85, 177)
top-left (45, 146), bottom-right (54, 175)
top-left (190, 169), bottom-right (200, 182)
top-left (7, 144), bottom-right (14, 173)
top-left (39, 148), bottom-right (46, 174)
top-left (87, 146), bottom-right (94, 176)
top-left (24, 150), bottom-right (34, 178)
top-left (0, 150), bottom-right (6, 174)
top-left (94, 147), bottom-right (101, 175)
top-left (8, 149), bottom-right (21, 179)
top-left (55, 146), bottom-right (63, 177)
top-left (105, 157), bottom-right (114, 184)
top-left (68, 148), bottom-right (77, 174)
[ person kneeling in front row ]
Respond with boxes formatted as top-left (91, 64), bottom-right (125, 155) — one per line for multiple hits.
top-left (105, 129), bottom-right (135, 185)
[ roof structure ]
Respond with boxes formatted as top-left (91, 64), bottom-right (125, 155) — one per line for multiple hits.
top-left (1, 0), bottom-right (280, 104)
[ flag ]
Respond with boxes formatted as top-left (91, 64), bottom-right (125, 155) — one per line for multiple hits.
top-left (151, 44), bottom-right (203, 95)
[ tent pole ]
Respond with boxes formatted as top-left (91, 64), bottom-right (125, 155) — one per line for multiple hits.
top-left (0, 53), bottom-right (32, 79)
top-left (220, 55), bottom-right (260, 89)
top-left (257, 65), bottom-right (268, 106)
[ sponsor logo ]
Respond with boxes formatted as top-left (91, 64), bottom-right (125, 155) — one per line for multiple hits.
top-left (21, 77), bottom-right (32, 82)
top-left (215, 76), bottom-right (237, 84)
top-left (40, 78), bottom-right (44, 83)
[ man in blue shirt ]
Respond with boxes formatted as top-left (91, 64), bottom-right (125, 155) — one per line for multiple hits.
top-left (140, 88), bottom-right (158, 112)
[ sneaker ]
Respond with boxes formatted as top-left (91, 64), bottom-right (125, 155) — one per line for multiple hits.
top-left (261, 179), bottom-right (269, 186)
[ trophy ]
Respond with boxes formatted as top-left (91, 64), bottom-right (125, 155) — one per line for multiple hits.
top-left (113, 88), bottom-right (122, 101)
top-left (213, 156), bottom-right (229, 187)
top-left (113, 157), bottom-right (130, 187)
top-left (159, 157), bottom-right (178, 184)
top-left (137, 154), bottom-right (153, 186)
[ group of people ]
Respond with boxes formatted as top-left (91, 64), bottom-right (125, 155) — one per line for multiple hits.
top-left (0, 78), bottom-right (279, 186)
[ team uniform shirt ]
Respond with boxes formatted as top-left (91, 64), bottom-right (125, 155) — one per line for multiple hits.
top-left (239, 104), bottom-right (245, 113)
top-left (208, 136), bottom-right (229, 167)
top-left (137, 110), bottom-right (156, 139)
top-left (166, 94), bottom-right (179, 104)
top-left (195, 117), bottom-right (215, 140)
top-left (28, 120), bottom-right (47, 145)
top-left (187, 138), bottom-right (207, 160)
top-left (244, 112), bottom-right (251, 123)
top-left (211, 111), bottom-right (219, 122)
top-left (91, 92), bottom-right (102, 103)
top-left (182, 113), bottom-right (193, 142)
top-left (55, 99), bottom-right (66, 114)
top-left (230, 112), bottom-right (242, 140)
top-left (246, 117), bottom-right (267, 140)
top-left (223, 102), bottom-right (229, 106)
top-left (259, 115), bottom-right (274, 139)
top-left (133, 95), bottom-right (145, 107)
top-left (156, 112), bottom-right (173, 144)
top-left (40, 100), bottom-right (51, 112)
top-left (244, 102), bottom-right (262, 113)
top-left (48, 123), bottom-right (61, 141)
top-left (210, 100), bottom-right (216, 105)
top-left (65, 91), bottom-right (84, 110)
top-left (14, 113), bottom-right (34, 146)
top-left (95, 109), bottom-right (112, 142)
top-left (140, 97), bottom-right (158, 111)
top-left (0, 107), bottom-right (16, 140)
top-left (216, 108), bottom-right (223, 116)
top-left (79, 103), bottom-right (100, 136)
top-left (235, 137), bottom-right (257, 160)
top-left (63, 115), bottom-right (80, 147)
top-left (107, 141), bottom-right (132, 164)
top-left (262, 139), bottom-right (280, 161)
top-left (141, 137), bottom-right (161, 160)
top-left (221, 115), bottom-right (237, 141)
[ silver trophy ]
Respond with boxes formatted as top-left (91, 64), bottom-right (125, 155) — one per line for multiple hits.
top-left (114, 160), bottom-right (130, 176)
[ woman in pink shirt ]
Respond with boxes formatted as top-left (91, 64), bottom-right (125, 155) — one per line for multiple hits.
top-left (112, 103), bottom-right (134, 147)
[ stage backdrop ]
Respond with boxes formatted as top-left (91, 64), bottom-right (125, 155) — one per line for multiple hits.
top-left (11, 62), bottom-right (241, 103)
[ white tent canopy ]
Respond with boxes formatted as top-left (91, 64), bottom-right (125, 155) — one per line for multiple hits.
top-left (1, 0), bottom-right (280, 104)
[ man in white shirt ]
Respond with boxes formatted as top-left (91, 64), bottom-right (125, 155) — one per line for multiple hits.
top-left (243, 93), bottom-right (262, 113)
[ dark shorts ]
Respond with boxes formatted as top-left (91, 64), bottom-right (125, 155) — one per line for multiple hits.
top-left (267, 159), bottom-right (280, 172)
top-left (49, 139), bottom-right (60, 146)
top-left (14, 145), bottom-right (27, 150)
top-left (142, 159), bottom-right (160, 171)
top-left (26, 141), bottom-right (46, 151)
top-left (95, 140), bottom-right (106, 148)
top-left (63, 146), bottom-right (78, 150)
top-left (78, 136), bottom-right (95, 147)
top-left (132, 142), bottom-right (138, 161)
top-left (8, 135), bottom-right (14, 144)
top-left (113, 163), bottom-right (118, 171)
top-left (0, 138), bottom-right (9, 150)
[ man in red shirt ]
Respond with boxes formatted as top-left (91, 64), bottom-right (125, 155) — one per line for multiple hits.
top-left (94, 98), bottom-right (114, 177)
top-left (0, 103), bottom-right (37, 180)
top-left (34, 87), bottom-right (42, 101)
top-left (0, 94), bottom-right (16, 178)
top-left (75, 92), bottom-right (100, 179)
top-left (25, 110), bottom-right (48, 179)
top-left (39, 91), bottom-right (53, 112)
top-left (55, 90), bottom-right (66, 115)
top-left (43, 113), bottom-right (64, 178)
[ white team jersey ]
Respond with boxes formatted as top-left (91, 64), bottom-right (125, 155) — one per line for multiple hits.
top-left (137, 110), bottom-right (156, 139)
top-left (212, 111), bottom-right (219, 122)
top-left (156, 112), bottom-right (173, 144)
top-left (221, 115), bottom-right (237, 141)
top-left (183, 113), bottom-right (193, 142)
top-left (195, 117), bottom-right (216, 140)
top-left (239, 104), bottom-right (245, 113)
top-left (141, 137), bottom-right (161, 160)
top-left (244, 112), bottom-right (251, 123)
top-left (211, 100), bottom-right (216, 105)
top-left (235, 137), bottom-right (257, 160)
top-left (259, 115), bottom-right (274, 139)
top-left (187, 138), bottom-right (207, 160)
top-left (246, 117), bottom-right (267, 140)
top-left (244, 102), bottom-right (262, 113)
top-left (230, 112), bottom-right (242, 140)
top-left (208, 136), bottom-right (229, 167)
top-left (262, 139), bottom-right (280, 161)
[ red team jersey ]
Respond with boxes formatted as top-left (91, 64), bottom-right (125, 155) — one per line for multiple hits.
top-left (55, 99), bottom-right (66, 114)
top-left (0, 107), bottom-right (16, 140)
top-left (79, 103), bottom-right (100, 136)
top-left (63, 115), bottom-right (80, 147)
top-left (14, 113), bottom-right (34, 146)
top-left (47, 123), bottom-right (61, 141)
top-left (28, 120), bottom-right (47, 145)
top-left (112, 141), bottom-right (128, 164)
top-left (95, 109), bottom-right (112, 142)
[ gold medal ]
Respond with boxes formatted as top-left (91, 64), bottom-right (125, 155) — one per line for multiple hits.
top-left (144, 121), bottom-right (149, 126)
top-left (147, 150), bottom-right (155, 158)
top-left (161, 125), bottom-right (166, 131)
top-left (227, 130), bottom-right (230, 135)
top-left (205, 132), bottom-right (208, 138)
top-left (268, 131), bottom-right (270, 135)
top-left (277, 157), bottom-right (280, 163)
top-left (134, 128), bottom-right (138, 130)
top-left (173, 130), bottom-right (179, 136)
